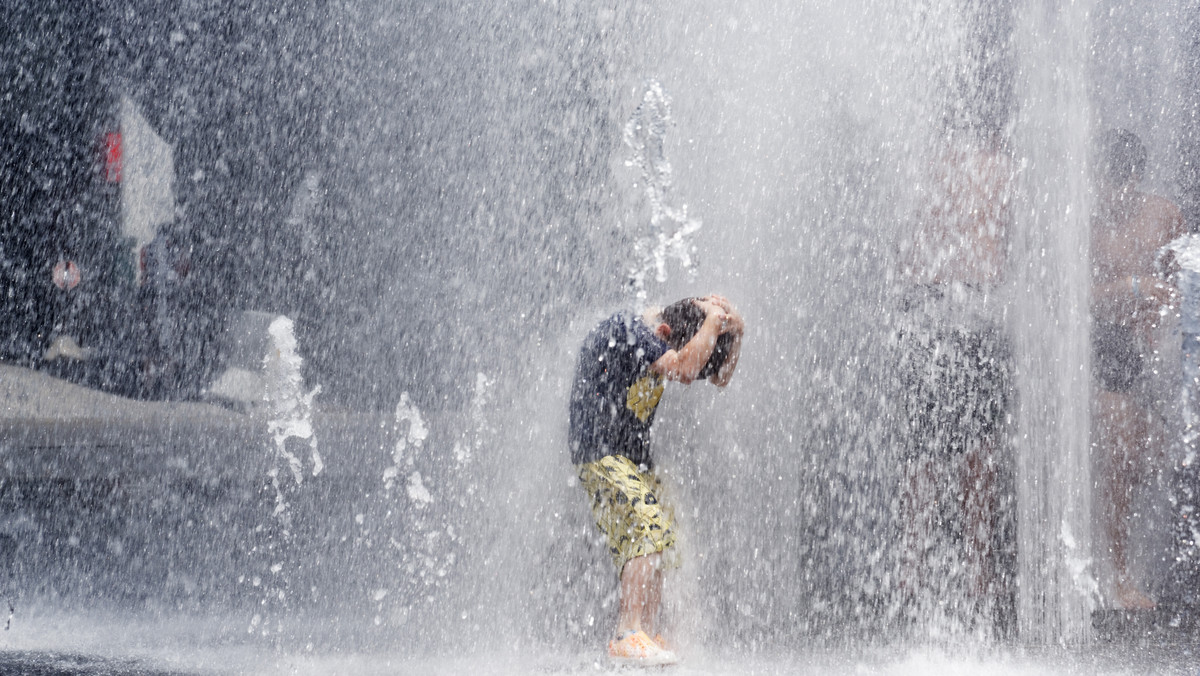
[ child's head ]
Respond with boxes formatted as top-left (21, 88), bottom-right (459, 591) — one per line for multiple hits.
top-left (658, 298), bottom-right (733, 377)
top-left (658, 298), bottom-right (707, 350)
top-left (1095, 128), bottom-right (1146, 188)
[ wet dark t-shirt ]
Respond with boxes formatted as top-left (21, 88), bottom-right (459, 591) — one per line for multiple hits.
top-left (569, 312), bottom-right (669, 467)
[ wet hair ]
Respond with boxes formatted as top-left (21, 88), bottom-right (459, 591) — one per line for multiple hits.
top-left (658, 298), bottom-right (733, 378)
top-left (659, 298), bottom-right (706, 350)
top-left (699, 332), bottom-right (735, 379)
top-left (1097, 128), bottom-right (1146, 186)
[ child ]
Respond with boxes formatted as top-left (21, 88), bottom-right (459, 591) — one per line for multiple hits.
top-left (568, 294), bottom-right (743, 665)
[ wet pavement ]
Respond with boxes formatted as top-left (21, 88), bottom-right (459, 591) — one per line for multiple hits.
top-left (4, 364), bottom-right (1200, 674)
top-left (0, 651), bottom-right (198, 676)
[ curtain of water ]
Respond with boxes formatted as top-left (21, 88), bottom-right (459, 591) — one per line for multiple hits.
top-left (619, 0), bottom-right (1016, 646)
top-left (326, 0), bottom-right (1188, 653)
top-left (1010, 0), bottom-right (1096, 645)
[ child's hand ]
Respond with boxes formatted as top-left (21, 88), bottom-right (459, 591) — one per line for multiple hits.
top-left (703, 294), bottom-right (743, 335)
top-left (704, 294), bottom-right (732, 312)
top-left (694, 298), bottom-right (729, 331)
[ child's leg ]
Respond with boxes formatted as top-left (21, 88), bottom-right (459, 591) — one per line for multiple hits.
top-left (618, 552), bottom-right (663, 635)
top-left (578, 456), bottom-right (677, 639)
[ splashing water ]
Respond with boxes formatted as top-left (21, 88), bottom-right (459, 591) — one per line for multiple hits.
top-left (264, 316), bottom-right (323, 503)
top-left (366, 380), bottom-right (493, 629)
top-left (623, 80), bottom-right (703, 303)
top-left (384, 392), bottom-right (429, 495)
top-left (7, 1), bottom-right (1200, 669)
top-left (251, 315), bottom-right (323, 635)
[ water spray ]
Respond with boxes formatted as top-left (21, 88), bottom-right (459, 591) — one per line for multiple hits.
top-left (249, 315), bottom-right (322, 636)
top-left (623, 80), bottom-right (703, 303)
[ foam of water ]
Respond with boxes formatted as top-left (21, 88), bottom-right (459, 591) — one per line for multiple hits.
top-left (264, 315), bottom-right (324, 486)
top-left (0, 609), bottom-right (1194, 676)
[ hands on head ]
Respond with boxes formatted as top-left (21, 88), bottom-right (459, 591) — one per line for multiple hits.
top-left (695, 294), bottom-right (744, 335)
top-left (649, 294), bottom-right (745, 385)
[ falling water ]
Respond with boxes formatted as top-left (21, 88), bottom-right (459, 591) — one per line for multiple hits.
top-left (1007, 2), bottom-right (1097, 645)
top-left (3, 0), bottom-right (1200, 671)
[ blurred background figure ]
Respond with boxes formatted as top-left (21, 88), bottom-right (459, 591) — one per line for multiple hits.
top-left (895, 117), bottom-right (1016, 634)
top-left (1089, 128), bottom-right (1185, 611)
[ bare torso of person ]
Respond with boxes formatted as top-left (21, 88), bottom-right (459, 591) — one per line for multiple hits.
top-left (905, 141), bottom-right (1013, 289)
top-left (1091, 191), bottom-right (1184, 330)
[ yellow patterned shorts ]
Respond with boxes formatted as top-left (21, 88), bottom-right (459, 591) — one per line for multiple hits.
top-left (577, 454), bottom-right (677, 574)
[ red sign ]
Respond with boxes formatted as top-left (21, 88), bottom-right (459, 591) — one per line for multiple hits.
top-left (52, 260), bottom-right (81, 290)
top-left (104, 131), bottom-right (122, 183)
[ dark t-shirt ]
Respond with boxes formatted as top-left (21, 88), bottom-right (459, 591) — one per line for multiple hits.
top-left (568, 311), bottom-right (669, 467)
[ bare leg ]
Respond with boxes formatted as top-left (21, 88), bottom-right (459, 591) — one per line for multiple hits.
top-left (617, 552), bottom-right (663, 636)
top-left (961, 442), bottom-right (997, 611)
top-left (641, 560), bottom-right (664, 638)
top-left (1094, 389), bottom-right (1156, 610)
top-left (900, 455), bottom-right (937, 608)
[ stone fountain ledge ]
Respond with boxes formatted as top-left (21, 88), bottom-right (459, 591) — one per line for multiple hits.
top-left (0, 363), bottom-right (243, 426)
top-left (0, 363), bottom-right (261, 480)
top-left (0, 363), bottom-right (406, 482)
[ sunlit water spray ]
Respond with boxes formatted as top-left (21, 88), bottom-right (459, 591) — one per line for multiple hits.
top-left (624, 80), bottom-right (704, 304)
top-left (7, 1), bottom-right (1200, 670)
top-left (249, 315), bottom-right (323, 636)
top-left (376, 391), bottom-right (457, 625)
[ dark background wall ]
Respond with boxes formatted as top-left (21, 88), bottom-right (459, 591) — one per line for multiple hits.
top-left (0, 1), bottom-right (631, 410)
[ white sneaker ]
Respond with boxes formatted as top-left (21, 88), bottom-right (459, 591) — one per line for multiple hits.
top-left (607, 629), bottom-right (679, 667)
